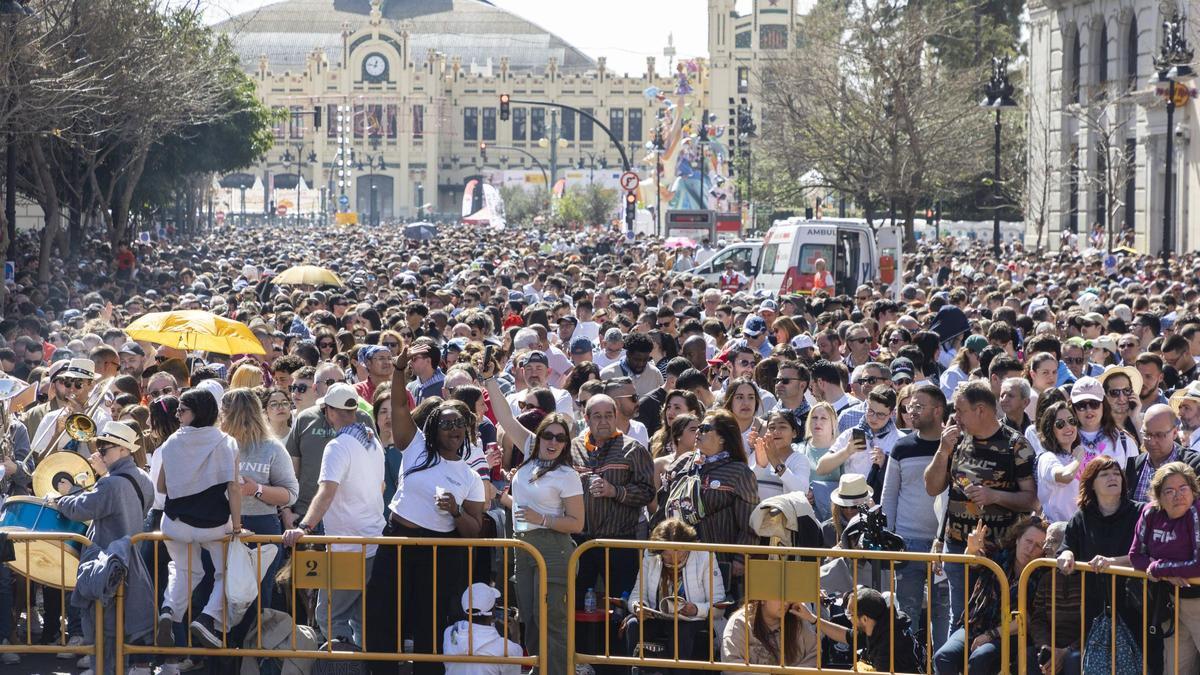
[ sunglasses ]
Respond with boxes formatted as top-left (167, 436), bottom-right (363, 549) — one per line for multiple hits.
top-left (97, 442), bottom-right (121, 456)
top-left (382, 341), bottom-right (399, 349)
top-left (58, 379), bottom-right (86, 390)
top-left (1063, 357), bottom-right (1086, 365)
top-left (1054, 418), bottom-right (1079, 430)
top-left (847, 336), bottom-right (871, 344)
top-left (290, 383), bottom-right (310, 394)
top-left (439, 418), bottom-right (468, 430)
top-left (888, 336), bottom-right (905, 344)
top-left (1073, 399), bottom-right (1102, 411)
top-left (776, 377), bottom-right (802, 385)
top-left (267, 400), bottom-right (292, 410)
top-left (318, 341), bottom-right (335, 349)
top-left (177, 406), bottom-right (192, 415)
top-left (322, 378), bottom-right (344, 387)
top-left (1105, 387), bottom-right (1133, 399)
top-left (538, 431), bottom-right (570, 444)
top-left (697, 423), bottom-right (713, 434)
top-left (517, 401), bottom-right (540, 410)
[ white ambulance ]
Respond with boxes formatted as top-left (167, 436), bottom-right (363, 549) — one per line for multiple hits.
top-left (753, 218), bottom-right (901, 296)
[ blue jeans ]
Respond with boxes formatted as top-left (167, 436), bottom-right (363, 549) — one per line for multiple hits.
top-left (894, 536), bottom-right (951, 653)
top-left (934, 627), bottom-right (1001, 675)
top-left (942, 539), bottom-right (968, 631)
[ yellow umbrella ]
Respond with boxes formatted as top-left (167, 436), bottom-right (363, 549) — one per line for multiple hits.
top-left (125, 310), bottom-right (265, 355)
top-left (272, 265), bottom-right (343, 286)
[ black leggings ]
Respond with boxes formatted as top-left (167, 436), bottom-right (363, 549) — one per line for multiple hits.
top-left (364, 522), bottom-right (466, 675)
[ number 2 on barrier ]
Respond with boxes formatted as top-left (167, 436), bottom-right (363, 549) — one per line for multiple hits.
top-left (293, 551), bottom-right (366, 590)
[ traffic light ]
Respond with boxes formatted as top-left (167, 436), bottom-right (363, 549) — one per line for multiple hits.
top-left (314, 106), bottom-right (322, 129)
top-left (499, 94), bottom-right (510, 121)
top-left (479, 142), bottom-right (487, 161)
top-left (624, 191), bottom-right (637, 226)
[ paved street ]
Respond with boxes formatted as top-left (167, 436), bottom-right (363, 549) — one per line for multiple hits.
top-left (4, 653), bottom-right (73, 675)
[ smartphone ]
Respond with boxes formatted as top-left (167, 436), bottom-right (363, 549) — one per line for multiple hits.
top-left (851, 428), bottom-right (866, 447)
top-left (483, 344), bottom-right (495, 373)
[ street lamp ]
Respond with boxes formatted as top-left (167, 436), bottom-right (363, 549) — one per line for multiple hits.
top-left (737, 101), bottom-right (757, 233)
top-left (1155, 10), bottom-right (1194, 260)
top-left (576, 151), bottom-right (607, 184)
top-left (651, 109), bottom-right (666, 236)
top-left (280, 144), bottom-right (317, 227)
top-left (980, 55), bottom-right (1017, 257)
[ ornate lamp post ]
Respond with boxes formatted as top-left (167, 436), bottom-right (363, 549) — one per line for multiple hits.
top-left (980, 56), bottom-right (1017, 257)
top-left (1155, 10), bottom-right (1194, 260)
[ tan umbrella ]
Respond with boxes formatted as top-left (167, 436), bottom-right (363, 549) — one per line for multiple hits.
top-left (272, 265), bottom-right (343, 286)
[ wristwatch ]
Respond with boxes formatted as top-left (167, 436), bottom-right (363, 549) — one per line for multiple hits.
top-left (254, 487), bottom-right (264, 502)
top-left (774, 463), bottom-right (786, 475)
top-left (298, 522), bottom-right (314, 534)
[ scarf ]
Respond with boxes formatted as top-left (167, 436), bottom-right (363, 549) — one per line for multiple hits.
top-left (857, 418), bottom-right (895, 441)
top-left (338, 422), bottom-right (377, 449)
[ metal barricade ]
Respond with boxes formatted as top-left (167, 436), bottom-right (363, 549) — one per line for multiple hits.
top-left (1017, 558), bottom-right (1197, 675)
top-left (119, 533), bottom-right (547, 670)
top-left (0, 531), bottom-right (104, 673)
top-left (567, 539), bottom-right (1011, 674)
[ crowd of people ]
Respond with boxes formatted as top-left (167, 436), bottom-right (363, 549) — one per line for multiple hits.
top-left (1, 221), bottom-right (1200, 674)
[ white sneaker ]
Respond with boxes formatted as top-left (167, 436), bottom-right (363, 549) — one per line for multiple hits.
top-left (156, 664), bottom-right (182, 675)
top-left (129, 666), bottom-right (153, 675)
top-left (58, 634), bottom-right (86, 659)
top-left (178, 657), bottom-right (203, 672)
top-left (78, 653), bottom-right (92, 668)
top-left (80, 671), bottom-right (94, 675)
top-left (0, 638), bottom-right (19, 664)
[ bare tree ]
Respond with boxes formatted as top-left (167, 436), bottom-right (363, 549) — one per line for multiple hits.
top-left (1066, 84), bottom-right (1137, 251)
top-left (758, 0), bottom-right (996, 247)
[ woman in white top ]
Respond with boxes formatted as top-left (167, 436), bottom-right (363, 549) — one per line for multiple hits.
top-left (1035, 401), bottom-right (1083, 523)
top-left (749, 410), bottom-right (811, 500)
top-left (1070, 376), bottom-right (1139, 469)
top-left (1024, 352), bottom-right (1059, 421)
top-left (624, 518), bottom-right (725, 673)
top-left (720, 378), bottom-right (764, 455)
top-left (364, 345), bottom-right (486, 675)
top-left (490, 399), bottom-right (584, 675)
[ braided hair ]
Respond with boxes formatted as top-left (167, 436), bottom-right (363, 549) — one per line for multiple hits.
top-left (405, 399), bottom-right (477, 476)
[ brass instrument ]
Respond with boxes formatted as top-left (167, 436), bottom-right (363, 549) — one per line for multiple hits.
top-left (23, 377), bottom-right (114, 476)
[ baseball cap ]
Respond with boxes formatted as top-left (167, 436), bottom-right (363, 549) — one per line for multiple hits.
top-left (558, 314), bottom-right (579, 326)
top-left (318, 382), bottom-right (360, 411)
top-left (119, 341), bottom-right (145, 357)
top-left (569, 337), bottom-right (594, 355)
top-left (758, 299), bottom-right (778, 313)
top-left (964, 335), bottom-right (988, 354)
top-left (742, 316), bottom-right (767, 337)
top-left (1070, 376), bottom-right (1104, 403)
top-left (890, 357), bottom-right (915, 382)
top-left (519, 351), bottom-right (549, 367)
top-left (790, 334), bottom-right (815, 351)
top-left (461, 582), bottom-right (502, 617)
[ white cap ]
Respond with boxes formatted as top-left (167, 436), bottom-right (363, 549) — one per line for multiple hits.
top-left (460, 582), bottom-right (502, 616)
top-left (790, 334), bottom-right (815, 350)
top-left (318, 382), bottom-right (360, 411)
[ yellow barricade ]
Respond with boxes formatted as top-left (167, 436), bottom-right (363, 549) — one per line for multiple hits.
top-left (118, 533), bottom-right (547, 670)
top-left (1017, 558), bottom-right (1200, 675)
top-left (567, 539), bottom-right (1012, 674)
top-left (0, 531), bottom-right (104, 673)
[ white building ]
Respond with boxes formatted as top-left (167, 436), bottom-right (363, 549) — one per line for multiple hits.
top-left (1027, 0), bottom-right (1200, 253)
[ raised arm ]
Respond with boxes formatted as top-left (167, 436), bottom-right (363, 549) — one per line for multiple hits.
top-left (482, 354), bottom-right (533, 451)
top-left (390, 344), bottom-right (417, 450)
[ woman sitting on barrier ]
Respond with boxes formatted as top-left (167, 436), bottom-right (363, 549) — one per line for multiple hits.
top-left (365, 346), bottom-right (486, 675)
top-left (155, 388), bottom-right (243, 650)
top-left (488, 391), bottom-right (584, 675)
top-left (1055, 455), bottom-right (1141, 667)
top-left (1130, 461), bottom-right (1200, 674)
top-left (932, 515), bottom-right (1047, 675)
top-left (623, 518), bottom-right (726, 672)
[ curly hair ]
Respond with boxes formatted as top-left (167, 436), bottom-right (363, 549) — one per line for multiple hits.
top-left (1149, 461), bottom-right (1200, 511)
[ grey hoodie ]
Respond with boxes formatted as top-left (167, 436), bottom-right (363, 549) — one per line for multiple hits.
top-left (237, 438), bottom-right (299, 516)
top-left (58, 455), bottom-right (154, 549)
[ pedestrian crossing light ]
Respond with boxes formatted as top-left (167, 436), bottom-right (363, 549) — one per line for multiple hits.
top-left (499, 94), bottom-right (510, 121)
top-left (479, 142), bottom-right (487, 161)
top-left (624, 191), bottom-right (637, 226)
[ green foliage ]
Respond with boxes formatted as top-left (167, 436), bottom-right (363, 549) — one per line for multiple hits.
top-left (925, 0), bottom-right (1024, 68)
top-left (497, 185), bottom-right (544, 225)
top-left (552, 183), bottom-right (618, 227)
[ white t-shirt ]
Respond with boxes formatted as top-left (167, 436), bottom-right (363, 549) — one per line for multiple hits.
top-left (1036, 451), bottom-right (1079, 523)
top-left (511, 463), bottom-right (583, 532)
top-left (149, 449), bottom-right (166, 510)
top-left (506, 388), bottom-right (574, 420)
top-left (627, 419), bottom-right (650, 450)
top-left (828, 425), bottom-right (905, 477)
top-left (749, 449), bottom-right (812, 500)
top-left (390, 429), bottom-right (486, 533)
top-left (318, 430), bottom-right (386, 555)
top-left (593, 350), bottom-right (624, 371)
top-left (575, 321), bottom-right (601, 343)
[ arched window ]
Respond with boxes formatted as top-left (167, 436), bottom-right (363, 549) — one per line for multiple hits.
top-left (1070, 29), bottom-right (1082, 102)
top-left (1098, 21), bottom-right (1109, 83)
top-left (1126, 15), bottom-right (1139, 88)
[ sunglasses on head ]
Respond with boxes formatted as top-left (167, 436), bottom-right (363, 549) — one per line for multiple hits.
top-left (1073, 399), bottom-right (1102, 411)
top-left (290, 383), bottom-right (309, 394)
top-left (538, 431), bottom-right (569, 444)
top-left (1054, 418), bottom-right (1079, 430)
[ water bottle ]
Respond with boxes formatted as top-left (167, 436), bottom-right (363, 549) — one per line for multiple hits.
top-left (584, 588), bottom-right (597, 613)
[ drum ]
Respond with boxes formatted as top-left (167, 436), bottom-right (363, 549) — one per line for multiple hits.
top-left (0, 496), bottom-right (88, 589)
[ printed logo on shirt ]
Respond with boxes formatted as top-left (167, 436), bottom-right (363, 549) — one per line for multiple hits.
top-left (240, 461), bottom-right (271, 474)
top-left (1153, 529), bottom-right (1179, 545)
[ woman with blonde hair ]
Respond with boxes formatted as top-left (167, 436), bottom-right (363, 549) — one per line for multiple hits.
top-left (220, 388), bottom-right (298, 629)
top-left (801, 401), bottom-right (839, 521)
top-left (229, 362), bottom-right (265, 390)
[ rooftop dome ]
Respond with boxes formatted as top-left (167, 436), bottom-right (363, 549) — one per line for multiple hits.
top-left (215, 0), bottom-right (596, 73)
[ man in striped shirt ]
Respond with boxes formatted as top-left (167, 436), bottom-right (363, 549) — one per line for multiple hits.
top-left (569, 394), bottom-right (655, 606)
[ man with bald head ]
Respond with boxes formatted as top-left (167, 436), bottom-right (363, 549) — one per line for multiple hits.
top-left (1125, 404), bottom-right (1200, 502)
top-left (570, 393), bottom-right (655, 605)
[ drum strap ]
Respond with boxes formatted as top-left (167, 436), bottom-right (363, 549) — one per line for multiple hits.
top-left (110, 472), bottom-right (146, 511)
